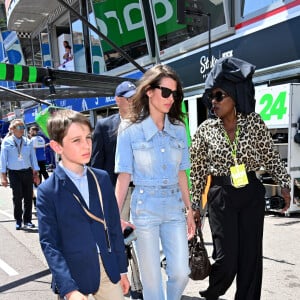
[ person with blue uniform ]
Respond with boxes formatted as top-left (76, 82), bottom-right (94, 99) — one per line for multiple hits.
top-left (29, 126), bottom-right (49, 182)
top-left (115, 64), bottom-right (196, 300)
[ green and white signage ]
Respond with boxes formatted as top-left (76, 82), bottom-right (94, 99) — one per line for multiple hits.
top-left (92, 0), bottom-right (184, 52)
top-left (255, 84), bottom-right (290, 128)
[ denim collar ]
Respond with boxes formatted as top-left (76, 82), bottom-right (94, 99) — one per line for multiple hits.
top-left (142, 115), bottom-right (177, 141)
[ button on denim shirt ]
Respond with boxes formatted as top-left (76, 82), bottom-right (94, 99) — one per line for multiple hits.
top-left (115, 116), bottom-right (190, 187)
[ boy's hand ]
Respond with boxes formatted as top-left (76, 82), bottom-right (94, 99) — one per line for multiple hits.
top-left (120, 219), bottom-right (135, 232)
top-left (120, 274), bottom-right (130, 295)
top-left (65, 290), bottom-right (88, 300)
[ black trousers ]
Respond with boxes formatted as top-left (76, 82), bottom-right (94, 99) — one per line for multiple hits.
top-left (8, 168), bottom-right (33, 224)
top-left (206, 178), bottom-right (265, 300)
top-left (38, 160), bottom-right (49, 181)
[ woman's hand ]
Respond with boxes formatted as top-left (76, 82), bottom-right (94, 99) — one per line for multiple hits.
top-left (281, 187), bottom-right (291, 213)
top-left (186, 209), bottom-right (196, 240)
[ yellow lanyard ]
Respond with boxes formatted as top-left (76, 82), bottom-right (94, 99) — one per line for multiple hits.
top-left (224, 125), bottom-right (240, 164)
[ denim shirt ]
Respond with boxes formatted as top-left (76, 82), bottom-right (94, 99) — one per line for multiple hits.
top-left (115, 115), bottom-right (190, 187)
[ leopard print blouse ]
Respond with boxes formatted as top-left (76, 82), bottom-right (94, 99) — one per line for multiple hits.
top-left (190, 112), bottom-right (291, 206)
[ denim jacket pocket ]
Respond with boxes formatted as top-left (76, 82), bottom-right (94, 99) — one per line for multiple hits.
top-left (169, 139), bottom-right (185, 166)
top-left (132, 141), bottom-right (154, 174)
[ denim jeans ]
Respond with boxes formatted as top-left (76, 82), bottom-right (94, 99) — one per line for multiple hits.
top-left (131, 185), bottom-right (190, 300)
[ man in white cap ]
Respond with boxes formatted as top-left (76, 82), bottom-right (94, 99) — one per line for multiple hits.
top-left (91, 80), bottom-right (143, 300)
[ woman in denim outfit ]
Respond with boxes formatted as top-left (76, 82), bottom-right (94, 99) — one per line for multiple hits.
top-left (115, 64), bottom-right (196, 300)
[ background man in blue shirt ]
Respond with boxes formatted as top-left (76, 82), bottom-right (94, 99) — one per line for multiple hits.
top-left (0, 119), bottom-right (40, 230)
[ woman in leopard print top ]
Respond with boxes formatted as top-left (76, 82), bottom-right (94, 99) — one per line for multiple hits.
top-left (190, 57), bottom-right (291, 300)
top-left (190, 111), bottom-right (290, 198)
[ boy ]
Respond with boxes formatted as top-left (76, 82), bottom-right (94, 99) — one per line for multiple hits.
top-left (36, 109), bottom-right (129, 300)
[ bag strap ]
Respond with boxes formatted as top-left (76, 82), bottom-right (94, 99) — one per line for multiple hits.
top-left (72, 167), bottom-right (111, 252)
top-left (73, 194), bottom-right (105, 225)
top-left (197, 227), bottom-right (205, 244)
top-left (191, 227), bottom-right (205, 247)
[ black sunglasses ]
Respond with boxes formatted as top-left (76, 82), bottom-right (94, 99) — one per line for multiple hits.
top-left (209, 91), bottom-right (228, 102)
top-left (153, 85), bottom-right (179, 101)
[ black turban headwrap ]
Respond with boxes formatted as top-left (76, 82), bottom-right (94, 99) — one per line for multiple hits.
top-left (202, 57), bottom-right (256, 115)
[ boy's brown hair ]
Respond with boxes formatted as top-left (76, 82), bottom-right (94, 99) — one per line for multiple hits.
top-left (47, 109), bottom-right (92, 145)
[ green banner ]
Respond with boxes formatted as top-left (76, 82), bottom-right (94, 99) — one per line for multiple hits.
top-left (92, 0), bottom-right (184, 52)
top-left (182, 101), bottom-right (192, 189)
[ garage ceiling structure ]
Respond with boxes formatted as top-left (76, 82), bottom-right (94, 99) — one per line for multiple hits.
top-left (6, 0), bottom-right (71, 33)
top-left (3, 0), bottom-right (143, 104)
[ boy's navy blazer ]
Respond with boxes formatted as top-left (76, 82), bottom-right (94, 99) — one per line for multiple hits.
top-left (36, 165), bottom-right (127, 297)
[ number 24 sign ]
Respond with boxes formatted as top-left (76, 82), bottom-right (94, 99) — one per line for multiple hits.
top-left (255, 84), bottom-right (290, 127)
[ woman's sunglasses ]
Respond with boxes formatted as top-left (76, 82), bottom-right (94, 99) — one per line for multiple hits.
top-left (153, 85), bottom-right (179, 101)
top-left (209, 91), bottom-right (228, 102)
